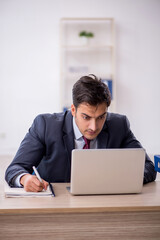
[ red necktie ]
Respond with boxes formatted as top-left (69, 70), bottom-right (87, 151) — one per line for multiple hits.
top-left (83, 136), bottom-right (90, 149)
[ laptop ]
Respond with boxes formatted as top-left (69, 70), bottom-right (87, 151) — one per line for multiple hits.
top-left (69, 148), bottom-right (145, 195)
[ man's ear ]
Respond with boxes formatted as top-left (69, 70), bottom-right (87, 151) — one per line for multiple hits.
top-left (71, 104), bottom-right (76, 117)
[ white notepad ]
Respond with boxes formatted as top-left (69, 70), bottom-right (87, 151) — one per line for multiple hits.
top-left (4, 183), bottom-right (52, 198)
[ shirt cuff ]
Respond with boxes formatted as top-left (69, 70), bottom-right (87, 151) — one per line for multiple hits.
top-left (14, 173), bottom-right (28, 187)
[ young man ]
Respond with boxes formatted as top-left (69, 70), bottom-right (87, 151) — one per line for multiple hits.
top-left (5, 75), bottom-right (156, 192)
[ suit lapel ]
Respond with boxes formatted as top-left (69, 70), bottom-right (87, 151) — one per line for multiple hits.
top-left (63, 111), bottom-right (74, 181)
top-left (97, 121), bottom-right (109, 149)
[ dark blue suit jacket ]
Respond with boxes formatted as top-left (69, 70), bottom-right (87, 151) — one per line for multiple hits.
top-left (5, 111), bottom-right (156, 186)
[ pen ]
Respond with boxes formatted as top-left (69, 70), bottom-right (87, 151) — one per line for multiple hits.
top-left (32, 166), bottom-right (43, 183)
top-left (33, 166), bottom-right (55, 197)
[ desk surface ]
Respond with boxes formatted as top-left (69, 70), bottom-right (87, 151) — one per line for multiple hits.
top-left (0, 181), bottom-right (160, 214)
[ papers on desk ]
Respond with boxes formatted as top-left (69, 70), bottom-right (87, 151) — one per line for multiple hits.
top-left (4, 184), bottom-right (53, 198)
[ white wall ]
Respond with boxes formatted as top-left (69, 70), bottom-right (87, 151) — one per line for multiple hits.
top-left (0, 0), bottom-right (160, 162)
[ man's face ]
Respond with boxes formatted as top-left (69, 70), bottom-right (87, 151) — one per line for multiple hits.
top-left (71, 102), bottom-right (107, 140)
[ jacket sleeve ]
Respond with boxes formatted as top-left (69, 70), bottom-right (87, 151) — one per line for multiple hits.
top-left (121, 116), bottom-right (157, 184)
top-left (5, 115), bottom-right (46, 187)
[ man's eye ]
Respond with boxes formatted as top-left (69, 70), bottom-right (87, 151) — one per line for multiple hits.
top-left (82, 116), bottom-right (90, 120)
top-left (98, 115), bottom-right (105, 120)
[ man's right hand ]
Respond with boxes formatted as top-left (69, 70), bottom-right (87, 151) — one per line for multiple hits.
top-left (20, 174), bottom-right (48, 192)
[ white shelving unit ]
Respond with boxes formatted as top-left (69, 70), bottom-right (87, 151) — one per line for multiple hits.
top-left (60, 18), bottom-right (116, 112)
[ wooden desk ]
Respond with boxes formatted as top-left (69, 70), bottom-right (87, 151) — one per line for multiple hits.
top-left (0, 181), bottom-right (160, 240)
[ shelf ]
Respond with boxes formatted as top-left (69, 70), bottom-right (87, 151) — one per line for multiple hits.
top-left (61, 45), bottom-right (113, 51)
top-left (61, 17), bottom-right (114, 21)
top-left (60, 18), bottom-right (116, 112)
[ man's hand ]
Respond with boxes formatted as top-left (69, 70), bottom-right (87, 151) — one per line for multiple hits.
top-left (20, 174), bottom-right (48, 192)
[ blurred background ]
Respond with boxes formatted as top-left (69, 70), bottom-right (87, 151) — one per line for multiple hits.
top-left (0, 0), bottom-right (160, 169)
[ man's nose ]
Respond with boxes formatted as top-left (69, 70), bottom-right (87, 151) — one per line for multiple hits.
top-left (89, 119), bottom-right (97, 131)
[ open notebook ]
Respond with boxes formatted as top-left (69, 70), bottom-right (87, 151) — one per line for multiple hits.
top-left (4, 183), bottom-right (53, 198)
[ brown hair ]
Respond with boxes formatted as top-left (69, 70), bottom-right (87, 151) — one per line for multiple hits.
top-left (72, 74), bottom-right (111, 108)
